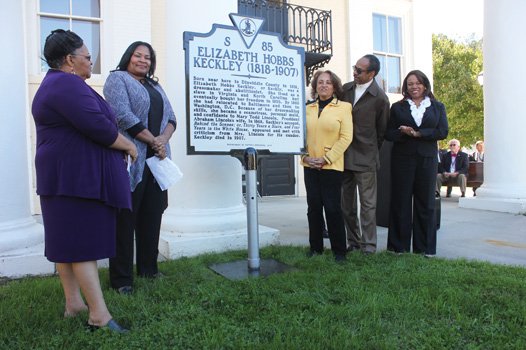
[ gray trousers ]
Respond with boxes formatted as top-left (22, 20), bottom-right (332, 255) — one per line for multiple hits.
top-left (436, 173), bottom-right (467, 195)
top-left (341, 170), bottom-right (377, 253)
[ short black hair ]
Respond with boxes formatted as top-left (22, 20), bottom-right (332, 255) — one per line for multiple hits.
top-left (43, 29), bottom-right (84, 69)
top-left (363, 54), bottom-right (380, 77)
top-left (115, 41), bottom-right (157, 84)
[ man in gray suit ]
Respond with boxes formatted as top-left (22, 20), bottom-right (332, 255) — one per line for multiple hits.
top-left (341, 55), bottom-right (390, 254)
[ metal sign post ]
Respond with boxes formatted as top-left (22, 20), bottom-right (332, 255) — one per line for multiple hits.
top-left (185, 14), bottom-right (304, 279)
top-left (243, 148), bottom-right (260, 270)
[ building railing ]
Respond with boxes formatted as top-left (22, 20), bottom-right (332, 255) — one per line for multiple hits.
top-left (289, 4), bottom-right (332, 55)
top-left (238, 0), bottom-right (333, 83)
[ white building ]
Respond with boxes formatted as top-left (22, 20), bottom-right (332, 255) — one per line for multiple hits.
top-left (1, 0), bottom-right (524, 277)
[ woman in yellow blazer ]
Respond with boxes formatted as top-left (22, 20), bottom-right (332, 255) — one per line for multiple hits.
top-left (302, 70), bottom-right (353, 261)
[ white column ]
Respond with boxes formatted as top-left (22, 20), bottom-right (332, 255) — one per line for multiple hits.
top-left (411, 0), bottom-right (433, 78)
top-left (0, 0), bottom-right (52, 277)
top-left (460, 0), bottom-right (526, 213)
top-left (159, 0), bottom-right (278, 258)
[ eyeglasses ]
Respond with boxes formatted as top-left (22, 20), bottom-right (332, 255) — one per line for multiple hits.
top-left (449, 143), bottom-right (459, 147)
top-left (71, 54), bottom-right (92, 61)
top-left (353, 65), bottom-right (370, 75)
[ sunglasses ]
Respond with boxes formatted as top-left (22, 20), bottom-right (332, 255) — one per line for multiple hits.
top-left (353, 65), bottom-right (369, 75)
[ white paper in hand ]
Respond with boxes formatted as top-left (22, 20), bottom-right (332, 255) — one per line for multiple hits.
top-left (145, 156), bottom-right (183, 191)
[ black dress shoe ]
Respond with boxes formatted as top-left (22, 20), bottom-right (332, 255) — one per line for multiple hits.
top-left (387, 250), bottom-right (404, 255)
top-left (86, 319), bottom-right (129, 333)
top-left (347, 246), bottom-right (360, 253)
top-left (334, 254), bottom-right (347, 263)
top-left (139, 272), bottom-right (165, 279)
top-left (116, 286), bottom-right (133, 295)
top-left (306, 250), bottom-right (322, 258)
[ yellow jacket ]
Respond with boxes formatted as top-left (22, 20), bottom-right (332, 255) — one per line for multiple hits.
top-left (301, 98), bottom-right (353, 171)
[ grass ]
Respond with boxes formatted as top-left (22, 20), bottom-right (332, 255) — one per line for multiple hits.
top-left (1, 246), bottom-right (525, 349)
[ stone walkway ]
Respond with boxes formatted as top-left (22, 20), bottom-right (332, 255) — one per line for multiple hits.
top-left (257, 192), bottom-right (526, 267)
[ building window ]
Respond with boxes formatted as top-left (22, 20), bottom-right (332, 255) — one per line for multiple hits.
top-left (372, 13), bottom-right (402, 93)
top-left (39, 0), bottom-right (101, 74)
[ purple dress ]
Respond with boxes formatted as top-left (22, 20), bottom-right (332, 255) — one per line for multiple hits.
top-left (32, 70), bottom-right (131, 263)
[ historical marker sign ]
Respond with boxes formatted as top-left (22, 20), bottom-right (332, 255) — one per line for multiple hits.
top-left (184, 14), bottom-right (306, 155)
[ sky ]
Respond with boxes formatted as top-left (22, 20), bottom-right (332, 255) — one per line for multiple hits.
top-left (429, 0), bottom-right (483, 40)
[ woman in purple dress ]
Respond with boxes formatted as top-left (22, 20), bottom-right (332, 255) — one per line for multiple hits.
top-left (32, 29), bottom-right (137, 333)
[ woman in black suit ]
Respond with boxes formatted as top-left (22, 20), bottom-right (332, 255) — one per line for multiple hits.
top-left (385, 70), bottom-right (448, 257)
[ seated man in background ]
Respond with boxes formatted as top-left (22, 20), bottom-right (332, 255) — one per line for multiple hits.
top-left (437, 139), bottom-right (469, 197)
top-left (469, 140), bottom-right (484, 196)
top-left (470, 140), bottom-right (485, 162)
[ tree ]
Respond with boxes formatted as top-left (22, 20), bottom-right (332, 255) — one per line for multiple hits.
top-left (432, 34), bottom-right (483, 149)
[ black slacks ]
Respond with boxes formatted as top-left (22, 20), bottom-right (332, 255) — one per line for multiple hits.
top-left (304, 167), bottom-right (347, 256)
top-left (110, 165), bottom-right (167, 289)
top-left (387, 152), bottom-right (437, 255)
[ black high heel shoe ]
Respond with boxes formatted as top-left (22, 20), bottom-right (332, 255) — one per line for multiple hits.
top-left (86, 319), bottom-right (129, 333)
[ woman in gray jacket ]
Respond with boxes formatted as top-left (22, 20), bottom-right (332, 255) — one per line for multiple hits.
top-left (104, 41), bottom-right (176, 294)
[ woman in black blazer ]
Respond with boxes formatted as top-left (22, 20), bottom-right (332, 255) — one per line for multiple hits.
top-left (385, 70), bottom-right (448, 257)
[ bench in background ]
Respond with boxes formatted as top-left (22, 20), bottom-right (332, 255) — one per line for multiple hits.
top-left (467, 162), bottom-right (484, 189)
top-left (445, 162), bottom-right (484, 194)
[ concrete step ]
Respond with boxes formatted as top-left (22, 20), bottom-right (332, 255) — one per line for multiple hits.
top-left (0, 243), bottom-right (55, 278)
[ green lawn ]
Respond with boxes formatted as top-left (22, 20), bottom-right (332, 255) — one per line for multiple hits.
top-left (1, 246), bottom-right (525, 349)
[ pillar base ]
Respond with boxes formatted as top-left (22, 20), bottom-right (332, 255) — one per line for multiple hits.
top-left (161, 205), bottom-right (247, 233)
top-left (159, 225), bottom-right (279, 259)
top-left (0, 219), bottom-right (52, 278)
top-left (459, 197), bottom-right (526, 214)
top-left (0, 242), bottom-right (55, 278)
top-left (0, 218), bottom-right (44, 253)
